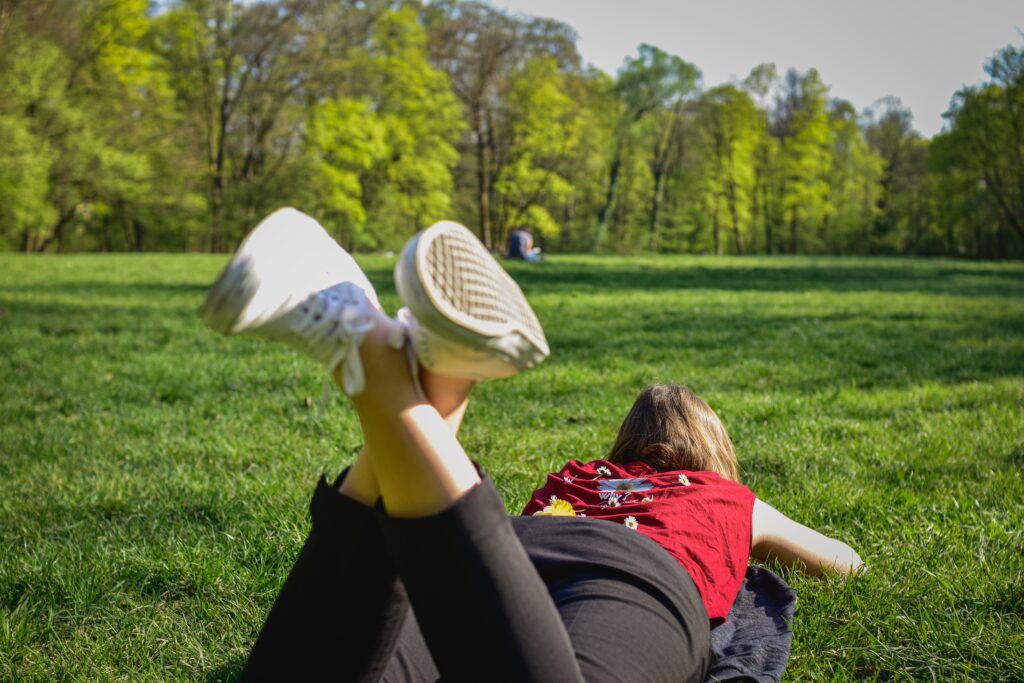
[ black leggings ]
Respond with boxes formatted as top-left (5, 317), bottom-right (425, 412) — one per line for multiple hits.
top-left (240, 474), bottom-right (712, 682)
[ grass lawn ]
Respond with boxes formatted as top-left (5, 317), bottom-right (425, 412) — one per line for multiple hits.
top-left (1, 252), bottom-right (1023, 680)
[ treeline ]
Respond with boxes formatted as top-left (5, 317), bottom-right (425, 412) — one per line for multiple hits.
top-left (1, 0), bottom-right (1022, 258)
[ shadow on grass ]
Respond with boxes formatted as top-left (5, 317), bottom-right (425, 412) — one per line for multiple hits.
top-left (3, 260), bottom-right (1022, 301)
top-left (1007, 446), bottom-right (1024, 469)
top-left (204, 658), bottom-right (245, 682)
top-left (0, 281), bottom-right (209, 296)
top-left (3, 258), bottom-right (1022, 397)
top-left (503, 260), bottom-right (1024, 299)
top-left (4, 286), bottom-right (1023, 394)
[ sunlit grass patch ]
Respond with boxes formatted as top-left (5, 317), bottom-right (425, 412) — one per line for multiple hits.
top-left (1, 253), bottom-right (1022, 680)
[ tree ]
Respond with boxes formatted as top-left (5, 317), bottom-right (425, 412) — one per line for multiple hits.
top-left (0, 40), bottom-right (60, 250)
top-left (863, 97), bottom-right (929, 252)
top-left (698, 85), bottom-right (763, 254)
top-left (771, 69), bottom-right (833, 254)
top-left (493, 57), bottom-right (584, 244)
top-left (595, 44), bottom-right (699, 250)
top-left (424, 0), bottom-right (581, 249)
top-left (941, 44), bottom-right (1024, 250)
top-left (742, 64), bottom-right (780, 254)
top-left (0, 0), bottom-right (183, 252)
top-left (303, 7), bottom-right (463, 249)
top-left (154, 0), bottom-right (350, 251)
top-left (823, 100), bottom-right (884, 253)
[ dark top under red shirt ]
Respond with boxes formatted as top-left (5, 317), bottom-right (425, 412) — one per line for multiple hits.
top-left (521, 459), bottom-right (757, 624)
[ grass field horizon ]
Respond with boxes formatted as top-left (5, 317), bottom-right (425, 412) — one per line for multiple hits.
top-left (2, 252), bottom-right (1022, 680)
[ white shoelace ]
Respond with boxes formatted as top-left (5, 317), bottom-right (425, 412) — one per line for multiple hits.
top-left (301, 284), bottom-right (424, 414)
top-left (293, 283), bottom-right (375, 400)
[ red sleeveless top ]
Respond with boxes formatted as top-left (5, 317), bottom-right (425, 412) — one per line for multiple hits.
top-left (521, 459), bottom-right (756, 624)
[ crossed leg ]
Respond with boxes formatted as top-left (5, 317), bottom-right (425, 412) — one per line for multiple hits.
top-left (242, 317), bottom-right (584, 682)
top-left (338, 314), bottom-right (479, 516)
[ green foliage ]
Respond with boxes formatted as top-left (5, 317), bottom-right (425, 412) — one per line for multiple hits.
top-left (825, 101), bottom-right (884, 253)
top-left (303, 8), bottom-right (463, 250)
top-left (304, 98), bottom-right (390, 241)
top-left (495, 57), bottom-right (582, 240)
top-left (0, 0), bottom-right (193, 252)
top-left (699, 85), bottom-right (763, 254)
top-left (594, 44), bottom-right (700, 251)
top-left (0, 1), bottom-right (1020, 258)
top-left (0, 41), bottom-right (60, 249)
top-left (934, 44), bottom-right (1024, 256)
top-left (777, 69), bottom-right (834, 254)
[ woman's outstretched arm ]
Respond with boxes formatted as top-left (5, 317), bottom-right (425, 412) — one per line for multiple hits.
top-left (750, 499), bottom-right (864, 577)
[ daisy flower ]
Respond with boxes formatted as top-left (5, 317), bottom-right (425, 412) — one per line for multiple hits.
top-left (677, 473), bottom-right (691, 486)
top-left (624, 516), bottom-right (638, 530)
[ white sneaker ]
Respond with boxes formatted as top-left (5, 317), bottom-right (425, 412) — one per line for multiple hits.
top-left (198, 207), bottom-right (381, 396)
top-left (394, 220), bottom-right (549, 380)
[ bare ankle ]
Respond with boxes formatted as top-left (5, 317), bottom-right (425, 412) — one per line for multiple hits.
top-left (420, 367), bottom-right (476, 416)
top-left (341, 313), bottom-right (422, 410)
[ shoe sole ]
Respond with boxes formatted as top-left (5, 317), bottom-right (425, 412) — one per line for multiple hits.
top-left (395, 221), bottom-right (549, 370)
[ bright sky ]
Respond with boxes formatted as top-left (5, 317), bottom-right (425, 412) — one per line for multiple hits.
top-left (487, 0), bottom-right (1024, 137)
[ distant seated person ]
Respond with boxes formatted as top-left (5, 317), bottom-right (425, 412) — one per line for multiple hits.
top-left (506, 227), bottom-right (542, 262)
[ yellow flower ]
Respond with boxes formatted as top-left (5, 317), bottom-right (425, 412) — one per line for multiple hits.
top-left (534, 498), bottom-right (577, 517)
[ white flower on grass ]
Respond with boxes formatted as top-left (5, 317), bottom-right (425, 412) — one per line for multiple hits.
top-left (598, 478), bottom-right (652, 494)
top-left (677, 473), bottom-right (691, 486)
top-left (596, 466), bottom-right (612, 477)
top-left (624, 516), bottom-right (638, 530)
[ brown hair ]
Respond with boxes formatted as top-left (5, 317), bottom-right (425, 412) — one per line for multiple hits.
top-left (606, 384), bottom-right (740, 481)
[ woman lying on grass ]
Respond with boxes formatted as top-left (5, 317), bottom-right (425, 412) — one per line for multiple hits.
top-left (198, 208), bottom-right (863, 682)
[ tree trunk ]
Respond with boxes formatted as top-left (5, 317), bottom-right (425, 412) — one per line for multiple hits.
top-left (100, 222), bottom-right (112, 252)
top-left (979, 166), bottom-right (1024, 243)
top-left (35, 207), bottom-right (76, 253)
top-left (751, 169), bottom-right (761, 254)
top-left (210, 178), bottom-right (224, 251)
top-left (727, 179), bottom-right (743, 255)
top-left (595, 143), bottom-right (623, 251)
top-left (649, 168), bottom-right (665, 251)
top-left (712, 199), bottom-right (721, 255)
top-left (210, 90), bottom-right (229, 251)
top-left (473, 107), bottom-right (492, 250)
top-left (120, 202), bottom-right (134, 251)
top-left (789, 213), bottom-right (799, 254)
top-left (485, 107), bottom-right (499, 250)
top-left (208, 3), bottom-right (233, 253)
top-left (134, 219), bottom-right (144, 252)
